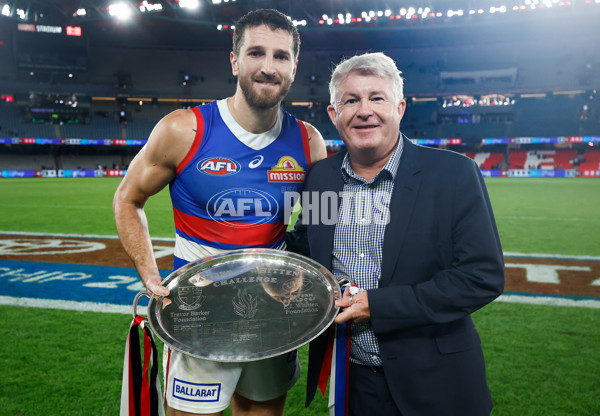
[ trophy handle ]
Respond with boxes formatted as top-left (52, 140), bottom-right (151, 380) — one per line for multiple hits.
top-left (132, 291), bottom-right (151, 319)
top-left (336, 275), bottom-right (356, 288)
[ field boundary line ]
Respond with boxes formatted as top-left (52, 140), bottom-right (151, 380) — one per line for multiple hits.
top-left (1, 231), bottom-right (599, 261)
top-left (0, 230), bottom-right (175, 242)
top-left (1, 294), bottom-right (598, 312)
top-left (496, 215), bottom-right (599, 223)
top-left (497, 294), bottom-right (600, 308)
top-left (0, 295), bottom-right (147, 315)
top-left (503, 251), bottom-right (600, 261)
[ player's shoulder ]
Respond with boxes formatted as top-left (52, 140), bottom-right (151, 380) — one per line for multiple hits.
top-left (158, 108), bottom-right (197, 133)
top-left (145, 108), bottom-right (198, 161)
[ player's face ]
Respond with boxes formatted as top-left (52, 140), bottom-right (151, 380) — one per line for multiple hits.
top-left (328, 72), bottom-right (405, 159)
top-left (231, 25), bottom-right (298, 109)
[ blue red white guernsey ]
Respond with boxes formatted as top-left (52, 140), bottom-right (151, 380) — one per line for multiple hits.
top-left (169, 99), bottom-right (311, 270)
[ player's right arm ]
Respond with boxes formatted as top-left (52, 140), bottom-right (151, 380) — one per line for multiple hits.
top-left (113, 109), bottom-right (196, 296)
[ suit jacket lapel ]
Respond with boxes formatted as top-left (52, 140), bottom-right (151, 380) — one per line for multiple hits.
top-left (380, 138), bottom-right (422, 286)
top-left (311, 152), bottom-right (345, 270)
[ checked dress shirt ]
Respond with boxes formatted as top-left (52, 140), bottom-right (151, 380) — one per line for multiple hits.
top-left (331, 137), bottom-right (403, 367)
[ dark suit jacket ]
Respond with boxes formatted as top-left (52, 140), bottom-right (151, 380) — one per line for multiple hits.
top-left (287, 137), bottom-right (505, 416)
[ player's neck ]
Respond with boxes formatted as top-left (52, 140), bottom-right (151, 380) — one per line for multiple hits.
top-left (227, 93), bottom-right (280, 134)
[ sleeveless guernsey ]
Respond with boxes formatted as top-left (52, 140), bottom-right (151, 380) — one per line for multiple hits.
top-left (169, 99), bottom-right (310, 269)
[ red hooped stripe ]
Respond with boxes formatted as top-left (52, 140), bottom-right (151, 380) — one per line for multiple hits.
top-left (173, 208), bottom-right (286, 246)
top-left (298, 120), bottom-right (312, 169)
top-left (176, 107), bottom-right (205, 174)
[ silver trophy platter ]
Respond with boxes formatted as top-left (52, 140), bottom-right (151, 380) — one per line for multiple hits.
top-left (133, 249), bottom-right (344, 362)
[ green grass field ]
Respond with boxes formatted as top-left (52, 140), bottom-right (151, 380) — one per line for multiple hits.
top-left (0, 177), bottom-right (599, 415)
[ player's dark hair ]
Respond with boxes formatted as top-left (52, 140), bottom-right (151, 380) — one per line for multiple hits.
top-left (233, 9), bottom-right (300, 59)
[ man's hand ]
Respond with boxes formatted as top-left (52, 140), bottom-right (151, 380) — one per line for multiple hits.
top-left (335, 286), bottom-right (370, 324)
top-left (145, 276), bottom-right (170, 297)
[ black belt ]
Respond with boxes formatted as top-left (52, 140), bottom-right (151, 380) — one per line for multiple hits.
top-left (351, 362), bottom-right (384, 374)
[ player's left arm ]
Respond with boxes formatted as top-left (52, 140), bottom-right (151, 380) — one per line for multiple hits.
top-left (302, 121), bottom-right (327, 165)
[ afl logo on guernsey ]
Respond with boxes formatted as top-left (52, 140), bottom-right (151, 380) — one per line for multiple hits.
top-left (207, 188), bottom-right (279, 227)
top-left (268, 156), bottom-right (306, 183)
top-left (197, 157), bottom-right (241, 176)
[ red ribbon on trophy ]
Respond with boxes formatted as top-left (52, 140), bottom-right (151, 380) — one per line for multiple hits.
top-left (317, 284), bottom-right (355, 416)
top-left (120, 315), bottom-right (165, 416)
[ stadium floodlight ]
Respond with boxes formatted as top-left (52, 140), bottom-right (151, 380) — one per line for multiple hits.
top-left (108, 2), bottom-right (133, 20)
top-left (16, 7), bottom-right (25, 19)
top-left (1, 4), bottom-right (10, 16)
top-left (139, 1), bottom-right (162, 13)
top-left (74, 8), bottom-right (86, 16)
top-left (180, 0), bottom-right (200, 9)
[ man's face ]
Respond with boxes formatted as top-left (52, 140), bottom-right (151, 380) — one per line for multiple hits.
top-left (328, 72), bottom-right (405, 159)
top-left (231, 25), bottom-right (298, 109)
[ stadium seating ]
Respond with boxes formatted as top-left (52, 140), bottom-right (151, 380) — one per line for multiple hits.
top-left (466, 152), bottom-right (505, 170)
top-left (0, 153), bottom-right (56, 170)
top-left (58, 153), bottom-right (122, 170)
top-left (58, 117), bottom-right (122, 140)
top-left (577, 150), bottom-right (600, 176)
top-left (508, 150), bottom-right (579, 170)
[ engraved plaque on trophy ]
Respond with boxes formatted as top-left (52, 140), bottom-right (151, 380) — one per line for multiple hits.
top-left (135, 249), bottom-right (342, 362)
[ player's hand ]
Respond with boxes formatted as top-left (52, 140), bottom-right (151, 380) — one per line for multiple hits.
top-left (145, 276), bottom-right (170, 298)
top-left (335, 286), bottom-right (370, 324)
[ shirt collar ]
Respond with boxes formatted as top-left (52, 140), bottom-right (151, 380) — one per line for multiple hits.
top-left (341, 135), bottom-right (404, 184)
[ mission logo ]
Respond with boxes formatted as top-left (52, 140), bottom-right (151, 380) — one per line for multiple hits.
top-left (197, 157), bottom-right (241, 176)
top-left (267, 156), bottom-right (306, 183)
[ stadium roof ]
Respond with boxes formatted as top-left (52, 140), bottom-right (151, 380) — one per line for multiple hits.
top-left (1, 0), bottom-right (599, 51)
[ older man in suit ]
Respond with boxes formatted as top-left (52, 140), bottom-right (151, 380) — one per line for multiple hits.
top-left (288, 52), bottom-right (505, 416)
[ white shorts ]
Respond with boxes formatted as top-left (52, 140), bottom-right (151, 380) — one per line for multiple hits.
top-left (163, 348), bottom-right (300, 413)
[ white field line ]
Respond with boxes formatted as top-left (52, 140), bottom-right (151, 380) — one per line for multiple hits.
top-left (0, 203), bottom-right (172, 212)
top-left (0, 295), bottom-right (147, 315)
top-left (496, 215), bottom-right (599, 223)
top-left (496, 294), bottom-right (600, 308)
top-left (0, 232), bottom-right (598, 310)
top-left (0, 230), bottom-right (176, 242)
top-left (1, 231), bottom-right (599, 261)
top-left (503, 252), bottom-right (600, 261)
top-left (1, 294), bottom-right (598, 313)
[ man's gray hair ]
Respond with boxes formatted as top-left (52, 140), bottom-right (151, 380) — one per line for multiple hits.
top-left (329, 52), bottom-right (404, 111)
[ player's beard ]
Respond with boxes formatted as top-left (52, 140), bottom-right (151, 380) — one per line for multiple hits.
top-left (238, 72), bottom-right (292, 110)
